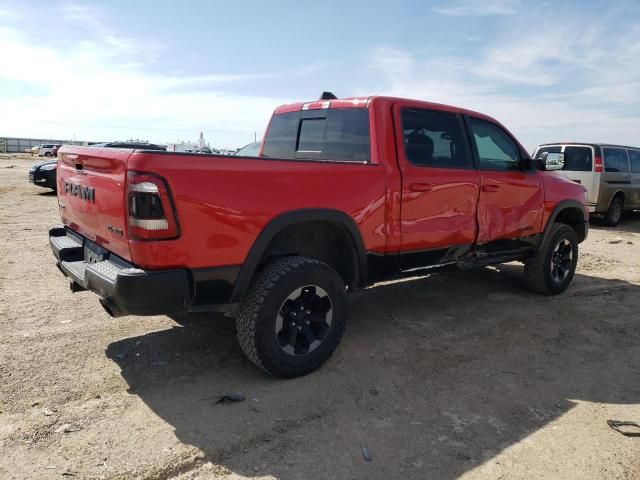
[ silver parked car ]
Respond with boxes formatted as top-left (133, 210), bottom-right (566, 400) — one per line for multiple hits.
top-left (534, 143), bottom-right (640, 226)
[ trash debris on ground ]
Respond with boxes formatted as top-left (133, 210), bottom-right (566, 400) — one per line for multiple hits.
top-left (369, 389), bottom-right (378, 395)
top-left (361, 446), bottom-right (372, 461)
top-left (607, 420), bottom-right (640, 437)
top-left (609, 238), bottom-right (623, 244)
top-left (42, 408), bottom-right (56, 416)
top-left (56, 423), bottom-right (82, 433)
top-left (212, 394), bottom-right (245, 405)
top-left (150, 360), bottom-right (167, 367)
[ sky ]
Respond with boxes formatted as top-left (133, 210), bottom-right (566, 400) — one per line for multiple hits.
top-left (0, 0), bottom-right (639, 150)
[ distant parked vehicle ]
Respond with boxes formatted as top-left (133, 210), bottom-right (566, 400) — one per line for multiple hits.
top-left (29, 159), bottom-right (58, 191)
top-left (534, 143), bottom-right (640, 226)
top-left (233, 141), bottom-right (261, 156)
top-left (28, 142), bottom-right (166, 192)
top-left (36, 144), bottom-right (62, 157)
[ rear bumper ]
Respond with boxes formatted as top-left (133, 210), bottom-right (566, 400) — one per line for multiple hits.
top-left (49, 225), bottom-right (191, 317)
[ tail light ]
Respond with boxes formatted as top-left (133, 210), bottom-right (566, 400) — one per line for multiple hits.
top-left (594, 155), bottom-right (603, 173)
top-left (127, 171), bottom-right (180, 240)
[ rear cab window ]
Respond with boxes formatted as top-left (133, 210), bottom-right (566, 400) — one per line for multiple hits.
top-left (261, 108), bottom-right (370, 162)
top-left (603, 148), bottom-right (630, 172)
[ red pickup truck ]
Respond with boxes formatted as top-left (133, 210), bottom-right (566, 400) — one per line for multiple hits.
top-left (50, 94), bottom-right (588, 377)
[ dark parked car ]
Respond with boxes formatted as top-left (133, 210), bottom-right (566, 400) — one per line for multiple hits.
top-left (29, 159), bottom-right (58, 191)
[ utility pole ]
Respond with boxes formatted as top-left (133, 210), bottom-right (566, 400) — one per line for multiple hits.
top-left (254, 131), bottom-right (257, 142)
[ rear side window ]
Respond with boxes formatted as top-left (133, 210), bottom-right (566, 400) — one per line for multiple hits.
top-left (262, 108), bottom-right (370, 161)
top-left (603, 148), bottom-right (630, 172)
top-left (400, 109), bottom-right (471, 168)
top-left (629, 150), bottom-right (640, 173)
top-left (563, 146), bottom-right (593, 171)
top-left (468, 117), bottom-right (521, 171)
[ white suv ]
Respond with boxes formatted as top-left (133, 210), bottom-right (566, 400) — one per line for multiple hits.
top-left (36, 144), bottom-right (59, 157)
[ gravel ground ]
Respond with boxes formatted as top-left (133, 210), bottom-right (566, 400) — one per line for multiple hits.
top-left (1, 154), bottom-right (639, 480)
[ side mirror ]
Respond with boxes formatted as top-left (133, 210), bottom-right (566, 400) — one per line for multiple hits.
top-left (539, 152), bottom-right (565, 171)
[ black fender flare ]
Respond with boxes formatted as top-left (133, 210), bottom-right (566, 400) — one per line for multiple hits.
top-left (229, 208), bottom-right (367, 303)
top-left (537, 199), bottom-right (588, 249)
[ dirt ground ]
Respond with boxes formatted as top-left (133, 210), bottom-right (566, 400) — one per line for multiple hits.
top-left (1, 153), bottom-right (639, 480)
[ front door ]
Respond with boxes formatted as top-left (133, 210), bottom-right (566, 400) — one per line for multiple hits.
top-left (394, 104), bottom-right (481, 268)
top-left (465, 116), bottom-right (544, 247)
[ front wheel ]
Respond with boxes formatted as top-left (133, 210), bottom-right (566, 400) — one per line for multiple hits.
top-left (236, 256), bottom-right (347, 378)
top-left (524, 223), bottom-right (578, 295)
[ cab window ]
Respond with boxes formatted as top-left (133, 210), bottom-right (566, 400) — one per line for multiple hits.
top-left (468, 118), bottom-right (521, 171)
top-left (401, 109), bottom-right (471, 168)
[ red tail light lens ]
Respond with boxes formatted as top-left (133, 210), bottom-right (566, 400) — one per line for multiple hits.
top-left (594, 155), bottom-right (603, 173)
top-left (127, 172), bottom-right (180, 240)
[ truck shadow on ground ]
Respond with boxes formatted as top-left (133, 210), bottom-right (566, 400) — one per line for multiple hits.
top-left (106, 266), bottom-right (640, 479)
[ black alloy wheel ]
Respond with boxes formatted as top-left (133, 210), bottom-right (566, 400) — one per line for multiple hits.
top-left (275, 285), bottom-right (333, 356)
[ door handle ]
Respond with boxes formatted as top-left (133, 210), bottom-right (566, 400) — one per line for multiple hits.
top-left (409, 183), bottom-right (433, 192)
top-left (482, 184), bottom-right (500, 192)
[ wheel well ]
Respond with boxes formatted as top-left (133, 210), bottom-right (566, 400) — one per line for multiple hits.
top-left (554, 207), bottom-right (586, 242)
top-left (258, 221), bottom-right (359, 287)
top-left (610, 191), bottom-right (625, 206)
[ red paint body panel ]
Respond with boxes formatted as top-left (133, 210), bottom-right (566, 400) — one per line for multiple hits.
top-left (55, 95), bottom-right (587, 277)
top-left (57, 148), bottom-right (131, 260)
top-left (476, 171), bottom-right (544, 243)
top-left (125, 154), bottom-right (388, 269)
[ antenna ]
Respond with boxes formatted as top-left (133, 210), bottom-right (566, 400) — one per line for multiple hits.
top-left (320, 91), bottom-right (338, 100)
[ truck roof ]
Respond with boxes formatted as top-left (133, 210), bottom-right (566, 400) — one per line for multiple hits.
top-left (273, 95), bottom-right (498, 123)
top-left (538, 142), bottom-right (639, 150)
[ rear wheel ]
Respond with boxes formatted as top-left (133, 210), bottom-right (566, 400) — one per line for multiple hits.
top-left (524, 223), bottom-right (578, 295)
top-left (45, 152), bottom-right (52, 157)
top-left (236, 256), bottom-right (346, 378)
top-left (604, 197), bottom-right (623, 226)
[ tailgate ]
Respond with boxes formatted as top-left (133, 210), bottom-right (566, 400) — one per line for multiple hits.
top-left (57, 146), bottom-right (132, 261)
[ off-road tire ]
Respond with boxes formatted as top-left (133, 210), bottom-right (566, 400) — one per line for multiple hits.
top-left (604, 197), bottom-right (623, 227)
top-left (236, 256), bottom-right (347, 378)
top-left (524, 223), bottom-right (578, 295)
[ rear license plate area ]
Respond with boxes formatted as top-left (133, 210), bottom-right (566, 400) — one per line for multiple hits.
top-left (83, 239), bottom-right (108, 264)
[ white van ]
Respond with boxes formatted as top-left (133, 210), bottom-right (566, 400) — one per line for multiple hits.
top-left (534, 143), bottom-right (640, 226)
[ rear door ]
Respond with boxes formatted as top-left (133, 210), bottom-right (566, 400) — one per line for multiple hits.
top-left (394, 104), bottom-right (480, 265)
top-left (602, 147), bottom-right (632, 209)
top-left (627, 149), bottom-right (640, 208)
top-left (467, 116), bottom-right (543, 245)
top-left (57, 147), bottom-right (132, 260)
